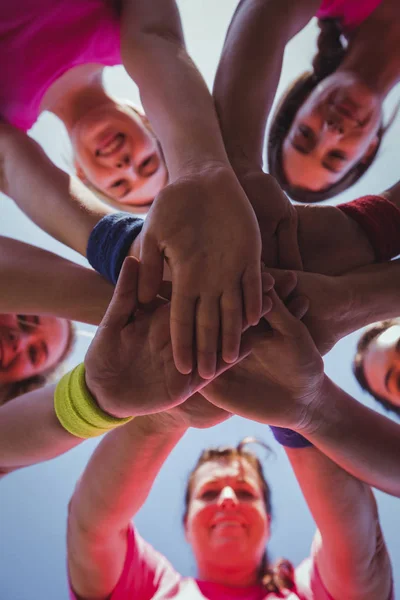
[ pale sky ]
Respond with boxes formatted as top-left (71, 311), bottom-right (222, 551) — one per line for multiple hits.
top-left (0, 2), bottom-right (399, 598)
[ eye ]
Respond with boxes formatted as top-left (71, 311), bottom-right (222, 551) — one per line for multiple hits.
top-left (200, 490), bottom-right (219, 500)
top-left (110, 179), bottom-right (125, 189)
top-left (17, 315), bottom-right (32, 332)
top-left (329, 150), bottom-right (347, 161)
top-left (236, 489), bottom-right (255, 500)
top-left (298, 125), bottom-right (313, 139)
top-left (28, 344), bottom-right (39, 367)
top-left (139, 154), bottom-right (159, 177)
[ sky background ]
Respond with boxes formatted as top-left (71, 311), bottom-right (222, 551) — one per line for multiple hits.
top-left (1, 1), bottom-right (399, 598)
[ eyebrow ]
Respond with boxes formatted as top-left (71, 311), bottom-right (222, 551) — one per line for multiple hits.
top-left (384, 367), bottom-right (394, 391)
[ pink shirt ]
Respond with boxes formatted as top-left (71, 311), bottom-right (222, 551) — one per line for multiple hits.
top-left (316, 0), bottom-right (383, 32)
top-left (0, 0), bottom-right (121, 131)
top-left (69, 525), bottom-right (337, 600)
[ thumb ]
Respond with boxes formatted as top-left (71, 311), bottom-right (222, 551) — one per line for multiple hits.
top-left (277, 217), bottom-right (303, 271)
top-left (138, 233), bottom-right (164, 303)
top-left (100, 257), bottom-right (139, 330)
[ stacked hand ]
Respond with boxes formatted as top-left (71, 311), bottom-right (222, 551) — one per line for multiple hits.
top-left (233, 165), bottom-right (302, 270)
top-left (84, 257), bottom-right (254, 420)
top-left (134, 165), bottom-right (263, 380)
top-left (202, 288), bottom-right (325, 432)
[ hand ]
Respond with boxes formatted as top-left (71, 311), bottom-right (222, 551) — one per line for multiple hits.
top-left (136, 164), bottom-right (263, 379)
top-left (84, 257), bottom-right (253, 419)
top-left (269, 268), bottom-right (352, 355)
top-left (202, 288), bottom-right (324, 430)
top-left (234, 167), bottom-right (302, 270)
top-left (159, 394), bottom-right (232, 431)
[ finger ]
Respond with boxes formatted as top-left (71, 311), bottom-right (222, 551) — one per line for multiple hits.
top-left (220, 289), bottom-right (243, 364)
top-left (138, 234), bottom-right (164, 304)
top-left (158, 280), bottom-right (172, 301)
top-left (242, 264), bottom-right (262, 326)
top-left (196, 296), bottom-right (220, 379)
top-left (100, 257), bottom-right (139, 330)
top-left (170, 289), bottom-right (196, 375)
top-left (286, 295), bottom-right (310, 320)
top-left (277, 217), bottom-right (303, 271)
top-left (267, 268), bottom-right (297, 301)
top-left (262, 288), bottom-right (300, 335)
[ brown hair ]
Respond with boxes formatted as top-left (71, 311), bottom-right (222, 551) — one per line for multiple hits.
top-left (183, 437), bottom-right (295, 596)
top-left (0, 319), bottom-right (77, 406)
top-left (267, 19), bottom-right (384, 203)
top-left (353, 319), bottom-right (400, 418)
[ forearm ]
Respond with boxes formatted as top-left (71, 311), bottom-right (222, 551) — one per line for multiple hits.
top-left (296, 204), bottom-right (376, 275)
top-left (300, 375), bottom-right (400, 497)
top-left (214, 0), bottom-right (316, 167)
top-left (69, 414), bottom-right (186, 536)
top-left (0, 236), bottom-right (113, 325)
top-left (338, 259), bottom-right (400, 331)
top-left (120, 1), bottom-right (230, 179)
top-left (0, 384), bottom-right (83, 473)
top-left (286, 444), bottom-right (392, 600)
top-left (0, 126), bottom-right (114, 255)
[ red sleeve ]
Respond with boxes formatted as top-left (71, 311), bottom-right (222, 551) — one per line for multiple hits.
top-left (337, 195), bottom-right (400, 262)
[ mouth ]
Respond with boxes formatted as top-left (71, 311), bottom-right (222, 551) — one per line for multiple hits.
top-left (211, 520), bottom-right (246, 529)
top-left (95, 133), bottom-right (126, 157)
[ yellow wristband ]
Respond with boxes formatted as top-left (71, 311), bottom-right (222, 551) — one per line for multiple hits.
top-left (54, 363), bottom-right (133, 439)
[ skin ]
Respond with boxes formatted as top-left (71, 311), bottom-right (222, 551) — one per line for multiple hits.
top-left (279, 0), bottom-right (400, 192)
top-left (41, 66), bottom-right (168, 207)
top-left (362, 324), bottom-right (400, 408)
top-left (282, 72), bottom-right (381, 190)
top-left (185, 457), bottom-right (269, 586)
top-left (0, 314), bottom-right (70, 384)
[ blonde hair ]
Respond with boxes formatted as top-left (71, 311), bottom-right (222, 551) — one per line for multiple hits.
top-left (74, 101), bottom-right (167, 214)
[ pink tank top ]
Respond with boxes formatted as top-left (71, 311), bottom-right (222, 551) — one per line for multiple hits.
top-left (316, 0), bottom-right (383, 31)
top-left (0, 0), bottom-right (121, 131)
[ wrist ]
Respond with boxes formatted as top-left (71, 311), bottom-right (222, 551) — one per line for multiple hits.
top-left (294, 374), bottom-right (332, 438)
top-left (134, 413), bottom-right (189, 437)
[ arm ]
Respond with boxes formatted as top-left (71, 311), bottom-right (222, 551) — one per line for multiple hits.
top-left (202, 288), bottom-right (400, 497)
top-left (119, 0), bottom-right (230, 178)
top-left (286, 446), bottom-right (392, 600)
top-left (117, 0), bottom-right (263, 379)
top-left (0, 236), bottom-right (113, 325)
top-left (0, 124), bottom-right (114, 256)
top-left (67, 414), bottom-right (186, 600)
top-left (213, 0), bottom-right (319, 168)
top-left (299, 375), bottom-right (400, 497)
top-left (0, 384), bottom-right (83, 475)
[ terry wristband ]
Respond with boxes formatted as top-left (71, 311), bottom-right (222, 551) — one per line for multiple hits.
top-left (87, 213), bottom-right (144, 284)
top-left (338, 195), bottom-right (400, 262)
top-left (54, 363), bottom-right (133, 439)
top-left (269, 426), bottom-right (313, 449)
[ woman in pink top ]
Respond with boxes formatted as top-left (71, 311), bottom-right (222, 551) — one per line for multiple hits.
top-left (66, 287), bottom-right (394, 600)
top-left (0, 0), bottom-right (266, 383)
top-left (213, 0), bottom-right (400, 204)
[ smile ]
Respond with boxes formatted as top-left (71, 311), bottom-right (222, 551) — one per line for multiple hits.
top-left (95, 133), bottom-right (126, 157)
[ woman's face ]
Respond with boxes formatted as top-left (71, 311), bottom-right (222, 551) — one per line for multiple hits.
top-left (0, 314), bottom-right (70, 384)
top-left (282, 72), bottom-right (382, 191)
top-left (185, 458), bottom-right (270, 572)
top-left (362, 325), bottom-right (400, 409)
top-left (71, 104), bottom-right (168, 208)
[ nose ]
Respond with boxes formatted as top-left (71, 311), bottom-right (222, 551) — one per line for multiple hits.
top-left (218, 487), bottom-right (239, 509)
top-left (115, 154), bottom-right (132, 169)
top-left (325, 117), bottom-right (344, 136)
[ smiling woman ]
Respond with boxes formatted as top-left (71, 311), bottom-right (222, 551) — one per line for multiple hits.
top-left (267, 1), bottom-right (400, 202)
top-left (0, 314), bottom-right (75, 405)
